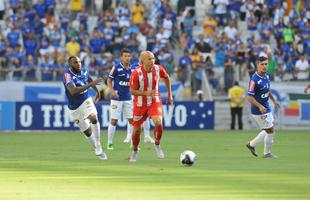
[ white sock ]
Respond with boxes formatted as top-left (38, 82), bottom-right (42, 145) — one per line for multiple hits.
top-left (264, 133), bottom-right (274, 155)
top-left (143, 118), bottom-right (151, 138)
top-left (250, 130), bottom-right (267, 147)
top-left (90, 122), bottom-right (101, 146)
top-left (108, 124), bottom-right (116, 145)
top-left (126, 122), bottom-right (133, 140)
top-left (85, 133), bottom-right (96, 148)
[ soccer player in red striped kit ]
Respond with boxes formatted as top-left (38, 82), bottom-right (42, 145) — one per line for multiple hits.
top-left (129, 51), bottom-right (173, 162)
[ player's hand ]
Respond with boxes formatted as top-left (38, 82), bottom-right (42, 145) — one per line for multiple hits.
top-left (111, 90), bottom-right (119, 99)
top-left (304, 87), bottom-right (309, 93)
top-left (91, 78), bottom-right (103, 87)
top-left (167, 94), bottom-right (174, 106)
top-left (274, 101), bottom-right (281, 109)
top-left (258, 105), bottom-right (267, 113)
top-left (94, 92), bottom-right (101, 104)
top-left (146, 90), bottom-right (158, 97)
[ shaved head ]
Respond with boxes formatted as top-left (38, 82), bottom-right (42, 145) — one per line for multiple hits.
top-left (139, 51), bottom-right (155, 71)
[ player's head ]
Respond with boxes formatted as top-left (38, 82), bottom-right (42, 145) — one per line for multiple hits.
top-left (68, 56), bottom-right (81, 73)
top-left (257, 52), bottom-right (268, 74)
top-left (120, 48), bottom-right (131, 65)
top-left (140, 51), bottom-right (155, 69)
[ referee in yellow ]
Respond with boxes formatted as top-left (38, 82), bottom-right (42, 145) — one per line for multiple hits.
top-left (228, 81), bottom-right (245, 130)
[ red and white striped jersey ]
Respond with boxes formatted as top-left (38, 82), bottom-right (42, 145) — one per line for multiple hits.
top-left (130, 64), bottom-right (169, 107)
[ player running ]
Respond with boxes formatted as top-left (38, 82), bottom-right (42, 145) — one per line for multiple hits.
top-left (129, 51), bottom-right (173, 162)
top-left (63, 56), bottom-right (107, 160)
top-left (246, 52), bottom-right (281, 158)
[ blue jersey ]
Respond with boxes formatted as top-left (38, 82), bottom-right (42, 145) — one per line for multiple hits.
top-left (248, 72), bottom-right (271, 115)
top-left (108, 62), bottom-right (132, 101)
top-left (63, 68), bottom-right (90, 110)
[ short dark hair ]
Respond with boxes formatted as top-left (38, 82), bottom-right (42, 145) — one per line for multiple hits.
top-left (257, 52), bottom-right (268, 62)
top-left (120, 48), bottom-right (131, 55)
top-left (68, 56), bottom-right (77, 63)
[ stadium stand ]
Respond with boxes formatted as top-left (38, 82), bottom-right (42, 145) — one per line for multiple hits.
top-left (0, 0), bottom-right (309, 101)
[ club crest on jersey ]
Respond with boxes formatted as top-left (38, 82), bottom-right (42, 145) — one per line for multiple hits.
top-left (257, 79), bottom-right (262, 85)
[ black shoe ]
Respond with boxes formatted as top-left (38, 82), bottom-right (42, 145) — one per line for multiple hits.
top-left (246, 143), bottom-right (258, 157)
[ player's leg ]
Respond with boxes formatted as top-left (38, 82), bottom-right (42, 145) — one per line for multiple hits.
top-left (143, 117), bottom-right (155, 143)
top-left (149, 103), bottom-right (165, 159)
top-left (124, 120), bottom-right (133, 143)
top-left (261, 113), bottom-right (277, 158)
top-left (123, 100), bottom-right (133, 143)
top-left (71, 99), bottom-right (107, 160)
top-left (107, 100), bottom-right (122, 150)
top-left (129, 107), bottom-right (147, 162)
top-left (129, 125), bottom-right (142, 162)
top-left (263, 127), bottom-right (277, 158)
top-left (246, 114), bottom-right (268, 157)
top-left (150, 115), bottom-right (165, 159)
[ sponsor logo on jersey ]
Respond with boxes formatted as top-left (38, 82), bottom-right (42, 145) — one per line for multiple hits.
top-left (119, 81), bottom-right (129, 86)
top-left (261, 92), bottom-right (269, 98)
top-left (112, 105), bottom-right (117, 109)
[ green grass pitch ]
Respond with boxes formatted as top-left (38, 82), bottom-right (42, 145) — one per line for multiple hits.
top-left (0, 130), bottom-right (310, 200)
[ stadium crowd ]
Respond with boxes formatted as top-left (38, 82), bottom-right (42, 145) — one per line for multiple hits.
top-left (0, 0), bottom-right (309, 96)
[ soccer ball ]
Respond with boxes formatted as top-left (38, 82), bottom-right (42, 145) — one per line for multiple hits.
top-left (180, 150), bottom-right (196, 166)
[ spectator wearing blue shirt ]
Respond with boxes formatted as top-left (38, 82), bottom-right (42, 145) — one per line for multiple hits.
top-left (89, 31), bottom-right (105, 54)
top-left (178, 50), bottom-right (192, 85)
top-left (33, 0), bottom-right (47, 18)
top-left (7, 25), bottom-right (21, 48)
top-left (24, 33), bottom-right (38, 57)
top-left (24, 55), bottom-right (37, 81)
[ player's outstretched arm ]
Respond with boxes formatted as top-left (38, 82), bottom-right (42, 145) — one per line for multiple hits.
top-left (247, 95), bottom-right (266, 113)
top-left (67, 78), bottom-right (103, 96)
top-left (89, 77), bottom-right (101, 103)
top-left (269, 90), bottom-right (281, 109)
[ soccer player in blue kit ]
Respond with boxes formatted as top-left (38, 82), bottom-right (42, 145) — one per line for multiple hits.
top-left (246, 52), bottom-right (281, 158)
top-left (107, 48), bottom-right (135, 150)
top-left (63, 56), bottom-right (107, 160)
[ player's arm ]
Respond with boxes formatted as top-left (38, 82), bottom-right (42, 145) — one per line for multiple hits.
top-left (247, 80), bottom-right (266, 113)
top-left (247, 95), bottom-right (266, 113)
top-left (269, 90), bottom-right (281, 109)
top-left (129, 70), bottom-right (154, 96)
top-left (108, 67), bottom-right (119, 99)
top-left (66, 77), bottom-right (103, 96)
top-left (162, 76), bottom-right (174, 106)
top-left (160, 65), bottom-right (173, 105)
top-left (304, 82), bottom-right (310, 93)
top-left (88, 76), bottom-right (101, 103)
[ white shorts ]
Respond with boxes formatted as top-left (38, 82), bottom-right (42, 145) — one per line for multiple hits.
top-left (110, 100), bottom-right (133, 120)
top-left (251, 112), bottom-right (274, 129)
top-left (70, 97), bottom-right (97, 132)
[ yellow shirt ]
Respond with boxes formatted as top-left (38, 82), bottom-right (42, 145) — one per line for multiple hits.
top-left (203, 18), bottom-right (217, 36)
top-left (66, 42), bottom-right (80, 56)
top-left (131, 5), bottom-right (144, 24)
top-left (71, 0), bottom-right (83, 11)
top-left (228, 86), bottom-right (245, 108)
